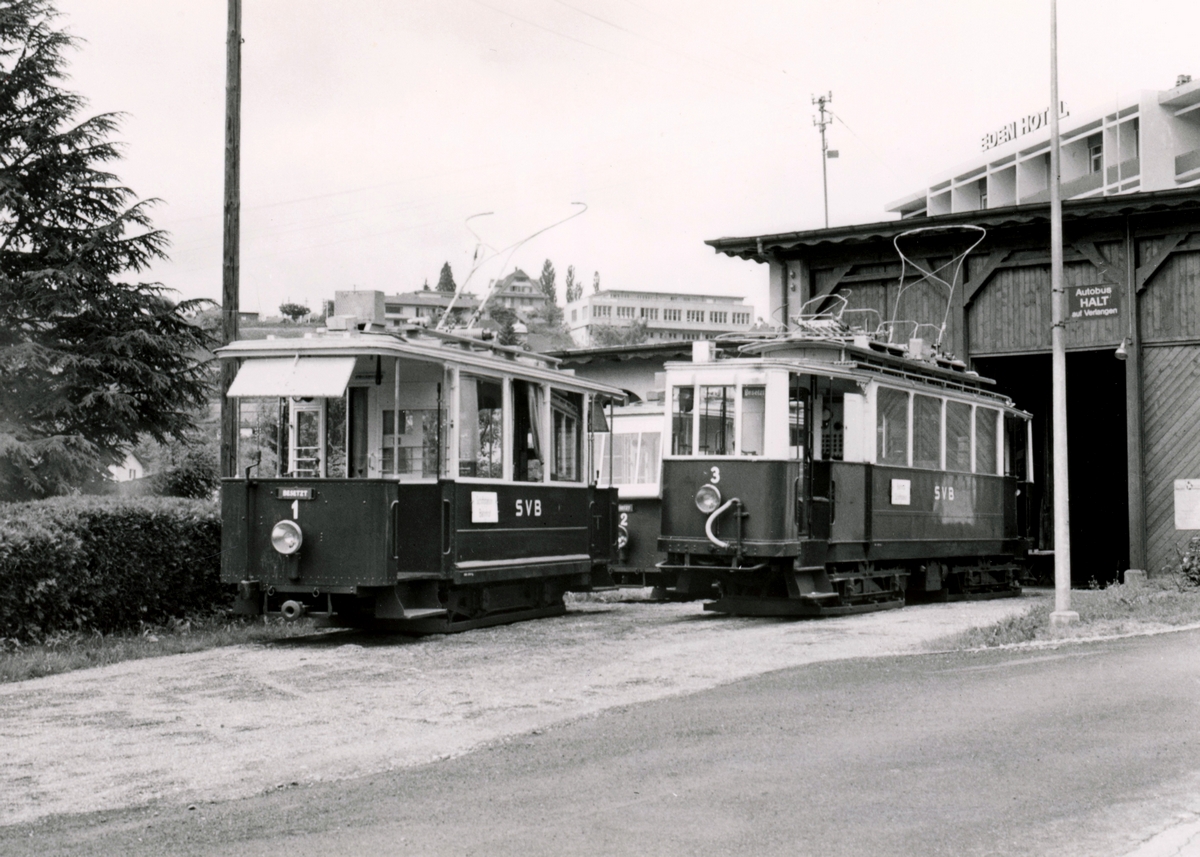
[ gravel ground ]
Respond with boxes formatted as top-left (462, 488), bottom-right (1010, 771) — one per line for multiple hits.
top-left (0, 592), bottom-right (1049, 826)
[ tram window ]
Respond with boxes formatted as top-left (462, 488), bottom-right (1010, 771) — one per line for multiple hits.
top-left (913, 394), bottom-right (941, 470)
top-left (789, 377), bottom-right (806, 459)
top-left (512, 381), bottom-right (544, 482)
top-left (876, 387), bottom-right (908, 466)
top-left (945, 400), bottom-right (972, 472)
top-left (459, 376), bottom-right (503, 478)
top-left (291, 402), bottom-right (323, 477)
top-left (740, 386), bottom-right (766, 456)
top-left (636, 431), bottom-right (661, 483)
top-left (237, 398), bottom-right (285, 476)
top-left (976, 407), bottom-right (998, 474)
top-left (551, 390), bottom-right (582, 482)
top-left (382, 409), bottom-right (443, 477)
top-left (348, 387), bottom-right (369, 478)
top-left (698, 386), bottom-right (734, 455)
top-left (1004, 415), bottom-right (1028, 478)
top-left (672, 386), bottom-right (694, 455)
top-left (820, 396), bottom-right (844, 461)
top-left (325, 395), bottom-right (347, 477)
top-left (611, 432), bottom-right (638, 483)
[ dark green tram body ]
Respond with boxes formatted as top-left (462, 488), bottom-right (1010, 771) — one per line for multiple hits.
top-left (218, 327), bottom-right (621, 633)
top-left (657, 332), bottom-right (1034, 617)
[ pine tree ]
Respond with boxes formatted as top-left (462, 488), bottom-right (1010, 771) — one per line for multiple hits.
top-left (538, 259), bottom-right (557, 304)
top-left (436, 262), bottom-right (456, 293)
top-left (0, 1), bottom-right (211, 498)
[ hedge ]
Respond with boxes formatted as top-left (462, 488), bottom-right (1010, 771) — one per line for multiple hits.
top-left (0, 496), bottom-right (223, 642)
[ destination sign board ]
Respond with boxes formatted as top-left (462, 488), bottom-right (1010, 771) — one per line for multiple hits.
top-left (1068, 284), bottom-right (1121, 321)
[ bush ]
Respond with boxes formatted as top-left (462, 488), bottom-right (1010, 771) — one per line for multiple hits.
top-left (1177, 535), bottom-right (1200, 587)
top-left (0, 496), bottom-right (223, 642)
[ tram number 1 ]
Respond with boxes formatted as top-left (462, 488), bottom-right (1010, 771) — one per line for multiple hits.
top-left (515, 499), bottom-right (543, 517)
top-left (933, 485), bottom-right (955, 501)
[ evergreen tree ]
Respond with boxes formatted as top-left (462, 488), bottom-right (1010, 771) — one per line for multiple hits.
top-left (564, 265), bottom-right (579, 302)
top-left (538, 259), bottom-right (557, 304)
top-left (436, 262), bottom-right (456, 293)
top-left (0, 1), bottom-right (211, 498)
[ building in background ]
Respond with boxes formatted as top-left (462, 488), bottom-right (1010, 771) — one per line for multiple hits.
top-left (888, 77), bottom-right (1200, 219)
top-left (384, 290), bottom-right (479, 327)
top-left (489, 269), bottom-right (550, 315)
top-left (565, 289), bottom-right (756, 346)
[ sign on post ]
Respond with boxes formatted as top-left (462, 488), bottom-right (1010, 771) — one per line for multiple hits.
top-left (1068, 284), bottom-right (1121, 321)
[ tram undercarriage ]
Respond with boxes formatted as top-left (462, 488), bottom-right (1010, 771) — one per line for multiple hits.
top-left (659, 554), bottom-right (1022, 618)
top-left (237, 569), bottom-right (606, 634)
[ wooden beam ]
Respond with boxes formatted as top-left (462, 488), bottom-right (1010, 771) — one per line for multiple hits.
top-left (811, 263), bottom-right (853, 313)
top-left (1135, 232), bottom-right (1187, 292)
top-left (1072, 240), bottom-right (1124, 286)
top-left (961, 249), bottom-right (1010, 305)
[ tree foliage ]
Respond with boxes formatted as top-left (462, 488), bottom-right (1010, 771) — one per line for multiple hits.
top-left (436, 261), bottom-right (456, 293)
top-left (592, 270), bottom-right (601, 294)
top-left (564, 265), bottom-right (580, 302)
top-left (538, 259), bottom-right (556, 304)
top-left (0, 1), bottom-right (212, 499)
top-left (590, 320), bottom-right (649, 347)
top-left (278, 302), bottom-right (308, 322)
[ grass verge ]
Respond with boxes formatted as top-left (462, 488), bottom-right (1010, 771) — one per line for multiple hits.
top-left (934, 576), bottom-right (1200, 650)
top-left (0, 613), bottom-right (327, 684)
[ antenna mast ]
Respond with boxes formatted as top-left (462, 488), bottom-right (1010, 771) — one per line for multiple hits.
top-left (812, 92), bottom-right (833, 228)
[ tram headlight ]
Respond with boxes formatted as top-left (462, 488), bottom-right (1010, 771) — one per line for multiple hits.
top-left (695, 484), bottom-right (722, 514)
top-left (270, 520), bottom-right (303, 555)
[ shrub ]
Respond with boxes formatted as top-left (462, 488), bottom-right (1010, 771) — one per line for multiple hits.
top-left (1177, 535), bottom-right (1200, 588)
top-left (0, 496), bottom-right (223, 642)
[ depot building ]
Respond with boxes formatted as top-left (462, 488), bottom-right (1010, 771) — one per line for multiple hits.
top-left (706, 186), bottom-right (1200, 584)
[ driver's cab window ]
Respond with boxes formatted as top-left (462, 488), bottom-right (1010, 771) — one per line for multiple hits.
top-left (286, 396), bottom-right (346, 477)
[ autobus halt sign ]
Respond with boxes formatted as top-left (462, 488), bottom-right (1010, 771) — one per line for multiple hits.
top-left (1069, 284), bottom-right (1121, 321)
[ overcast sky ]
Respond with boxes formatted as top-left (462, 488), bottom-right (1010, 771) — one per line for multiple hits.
top-left (54, 0), bottom-right (1198, 318)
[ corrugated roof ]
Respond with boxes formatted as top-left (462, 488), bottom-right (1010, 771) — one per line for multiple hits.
top-left (706, 187), bottom-right (1200, 261)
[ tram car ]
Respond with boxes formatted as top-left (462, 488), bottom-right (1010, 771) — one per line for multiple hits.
top-left (593, 400), bottom-right (665, 589)
top-left (657, 326), bottom-right (1035, 616)
top-left (218, 322), bottom-right (622, 633)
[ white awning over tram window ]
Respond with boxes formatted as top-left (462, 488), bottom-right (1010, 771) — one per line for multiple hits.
top-left (226, 356), bottom-right (356, 398)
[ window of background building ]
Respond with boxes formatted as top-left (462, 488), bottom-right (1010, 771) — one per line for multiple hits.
top-left (686, 309), bottom-right (704, 323)
top-left (640, 307), bottom-right (659, 320)
top-left (732, 312), bottom-right (750, 325)
top-left (1088, 133), bottom-right (1103, 173)
top-left (710, 311), bottom-right (727, 324)
top-left (617, 306), bottom-right (635, 319)
top-left (977, 178), bottom-right (988, 209)
top-left (664, 308), bottom-right (681, 321)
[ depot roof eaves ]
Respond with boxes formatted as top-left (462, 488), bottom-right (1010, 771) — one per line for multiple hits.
top-left (705, 187), bottom-right (1200, 261)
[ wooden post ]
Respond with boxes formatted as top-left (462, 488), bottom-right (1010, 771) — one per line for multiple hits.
top-left (1124, 216), bottom-right (1147, 574)
top-left (219, 0), bottom-right (242, 479)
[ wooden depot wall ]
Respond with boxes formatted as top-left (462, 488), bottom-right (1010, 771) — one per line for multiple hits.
top-left (760, 202), bottom-right (1200, 577)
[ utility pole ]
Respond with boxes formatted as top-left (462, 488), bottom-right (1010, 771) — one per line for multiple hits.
top-left (219, 0), bottom-right (242, 479)
top-left (812, 92), bottom-right (833, 228)
top-left (1048, 0), bottom-right (1077, 626)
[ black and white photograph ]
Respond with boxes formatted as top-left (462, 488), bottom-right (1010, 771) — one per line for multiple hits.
top-left (2, 1), bottom-right (1200, 854)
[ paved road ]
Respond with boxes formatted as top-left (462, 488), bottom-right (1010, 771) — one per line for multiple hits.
top-left (6, 627), bottom-right (1199, 857)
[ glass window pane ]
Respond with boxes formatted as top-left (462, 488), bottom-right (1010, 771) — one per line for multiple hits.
top-left (611, 433), bottom-right (638, 484)
top-left (945, 400), bottom-right (972, 472)
top-left (551, 390), bottom-right (582, 481)
top-left (699, 386), bottom-right (734, 455)
top-left (459, 376), bottom-right (502, 478)
top-left (740, 386), bottom-right (766, 456)
top-left (976, 407), bottom-right (998, 474)
top-left (913, 395), bottom-right (941, 469)
top-left (790, 377), bottom-right (806, 459)
top-left (512, 381), bottom-right (544, 483)
top-left (672, 386), bottom-right (694, 455)
top-left (636, 431), bottom-right (661, 484)
top-left (1004, 415), bottom-right (1028, 478)
top-left (876, 387), bottom-right (908, 466)
top-left (294, 405), bottom-right (323, 477)
top-left (237, 397), bottom-right (285, 477)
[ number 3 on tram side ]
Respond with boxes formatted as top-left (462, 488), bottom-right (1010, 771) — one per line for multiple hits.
top-left (219, 330), bottom-right (623, 633)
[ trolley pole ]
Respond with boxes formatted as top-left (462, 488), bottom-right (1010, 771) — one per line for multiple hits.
top-left (812, 92), bottom-right (832, 228)
top-left (219, 0), bottom-right (242, 479)
top-left (1048, 0), bottom-right (1077, 626)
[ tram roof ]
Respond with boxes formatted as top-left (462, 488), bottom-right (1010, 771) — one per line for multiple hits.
top-left (216, 329), bottom-right (627, 398)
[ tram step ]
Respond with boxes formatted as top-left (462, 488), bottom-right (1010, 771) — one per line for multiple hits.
top-left (400, 608), bottom-right (449, 620)
top-left (396, 573), bottom-right (442, 581)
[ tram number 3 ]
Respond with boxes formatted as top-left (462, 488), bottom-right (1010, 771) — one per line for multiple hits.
top-left (710, 466), bottom-right (720, 484)
top-left (515, 499), bottom-right (543, 517)
top-left (933, 485), bottom-right (956, 501)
